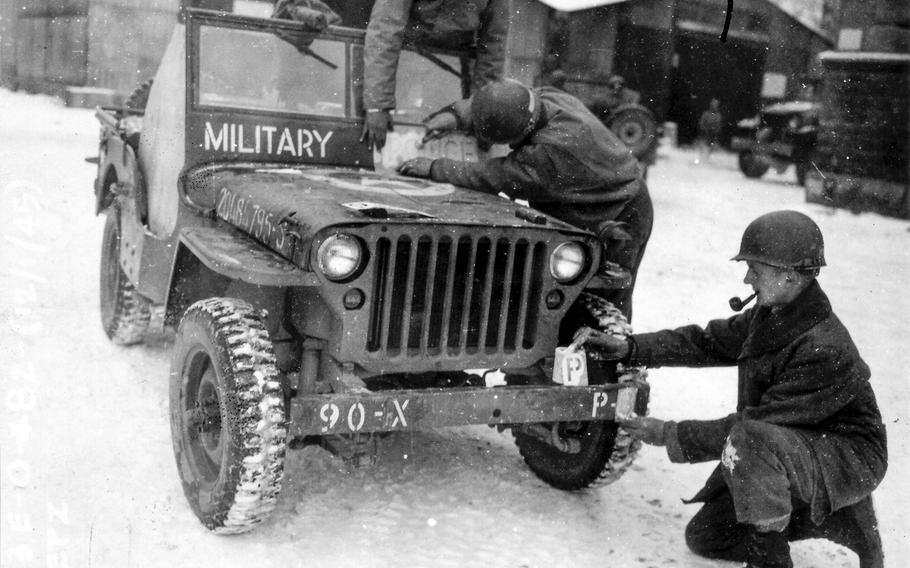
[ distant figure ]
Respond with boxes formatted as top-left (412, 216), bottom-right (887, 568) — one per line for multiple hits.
top-left (590, 74), bottom-right (640, 123)
top-left (697, 98), bottom-right (723, 164)
top-left (361, 0), bottom-right (510, 150)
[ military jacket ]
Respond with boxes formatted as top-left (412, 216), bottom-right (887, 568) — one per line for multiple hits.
top-left (428, 87), bottom-right (644, 232)
top-left (364, 0), bottom-right (509, 110)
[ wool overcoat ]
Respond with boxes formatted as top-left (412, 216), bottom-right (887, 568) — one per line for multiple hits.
top-left (629, 281), bottom-right (887, 522)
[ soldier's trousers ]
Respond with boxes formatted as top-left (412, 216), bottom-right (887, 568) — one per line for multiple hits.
top-left (686, 420), bottom-right (884, 568)
top-left (601, 182), bottom-right (653, 322)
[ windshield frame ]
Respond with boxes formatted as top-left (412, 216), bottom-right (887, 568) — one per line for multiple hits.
top-left (186, 10), bottom-right (364, 121)
top-left (185, 9), bottom-right (475, 124)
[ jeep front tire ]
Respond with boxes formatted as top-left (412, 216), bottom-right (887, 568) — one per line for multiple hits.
top-left (512, 295), bottom-right (645, 490)
top-left (170, 298), bottom-right (287, 534)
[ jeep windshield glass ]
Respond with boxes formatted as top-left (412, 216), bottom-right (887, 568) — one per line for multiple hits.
top-left (197, 25), bottom-right (345, 117)
top-left (353, 45), bottom-right (467, 126)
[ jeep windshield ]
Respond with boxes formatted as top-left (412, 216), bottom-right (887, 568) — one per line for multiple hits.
top-left (195, 20), bottom-right (467, 124)
top-left (197, 25), bottom-right (347, 116)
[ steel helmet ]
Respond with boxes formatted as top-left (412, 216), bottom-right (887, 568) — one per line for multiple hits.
top-left (732, 210), bottom-right (826, 269)
top-left (470, 81), bottom-right (540, 144)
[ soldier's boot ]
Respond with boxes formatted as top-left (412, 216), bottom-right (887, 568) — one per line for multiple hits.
top-left (745, 527), bottom-right (793, 568)
top-left (789, 495), bottom-right (883, 568)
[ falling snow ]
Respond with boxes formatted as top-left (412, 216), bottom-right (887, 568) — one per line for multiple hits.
top-left (1, 88), bottom-right (908, 568)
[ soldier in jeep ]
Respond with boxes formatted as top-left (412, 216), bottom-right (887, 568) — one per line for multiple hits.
top-left (397, 79), bottom-right (653, 323)
top-left (361, 0), bottom-right (510, 150)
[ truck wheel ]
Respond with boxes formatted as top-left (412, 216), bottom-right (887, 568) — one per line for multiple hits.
top-left (100, 208), bottom-right (150, 345)
top-left (170, 298), bottom-right (288, 534)
top-left (606, 104), bottom-right (658, 160)
top-left (513, 294), bottom-right (647, 490)
top-left (738, 151), bottom-right (770, 179)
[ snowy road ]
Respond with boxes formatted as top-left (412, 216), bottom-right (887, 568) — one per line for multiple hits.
top-left (1, 89), bottom-right (908, 567)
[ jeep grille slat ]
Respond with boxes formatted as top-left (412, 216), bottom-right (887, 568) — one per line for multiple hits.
top-left (367, 233), bottom-right (544, 357)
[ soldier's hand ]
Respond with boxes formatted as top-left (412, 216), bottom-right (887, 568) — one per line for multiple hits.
top-left (618, 415), bottom-right (666, 446)
top-left (397, 157), bottom-right (435, 179)
top-left (421, 110), bottom-right (458, 146)
top-left (572, 326), bottom-right (630, 360)
top-left (361, 109), bottom-right (393, 150)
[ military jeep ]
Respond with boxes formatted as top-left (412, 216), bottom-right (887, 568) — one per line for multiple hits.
top-left (92, 8), bottom-right (648, 533)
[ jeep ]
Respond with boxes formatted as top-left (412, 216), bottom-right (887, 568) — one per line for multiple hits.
top-left (92, 8), bottom-right (648, 533)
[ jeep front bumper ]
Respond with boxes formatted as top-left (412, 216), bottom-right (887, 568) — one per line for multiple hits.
top-left (289, 381), bottom-right (649, 436)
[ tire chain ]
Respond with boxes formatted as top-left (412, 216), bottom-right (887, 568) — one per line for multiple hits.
top-left (105, 210), bottom-right (150, 345)
top-left (578, 292), bottom-right (648, 488)
top-left (193, 298), bottom-right (288, 534)
top-left (109, 284), bottom-right (151, 345)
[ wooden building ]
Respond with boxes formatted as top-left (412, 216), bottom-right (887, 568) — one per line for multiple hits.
top-left (0, 0), bottom-right (229, 100)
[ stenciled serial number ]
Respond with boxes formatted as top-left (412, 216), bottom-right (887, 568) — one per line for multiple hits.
top-left (319, 399), bottom-right (411, 433)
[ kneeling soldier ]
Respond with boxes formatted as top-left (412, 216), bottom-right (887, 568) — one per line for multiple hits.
top-left (575, 210), bottom-right (887, 568)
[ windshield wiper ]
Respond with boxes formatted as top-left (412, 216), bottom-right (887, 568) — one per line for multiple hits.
top-left (413, 45), bottom-right (464, 80)
top-left (272, 29), bottom-right (338, 70)
top-left (297, 44), bottom-right (337, 70)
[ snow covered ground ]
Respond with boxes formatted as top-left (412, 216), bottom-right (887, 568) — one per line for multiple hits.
top-left (1, 88), bottom-right (908, 568)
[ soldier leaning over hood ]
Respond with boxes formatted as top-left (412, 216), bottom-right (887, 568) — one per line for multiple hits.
top-left (362, 0), bottom-right (510, 150)
top-left (397, 79), bottom-right (653, 324)
top-left (575, 210), bottom-right (888, 568)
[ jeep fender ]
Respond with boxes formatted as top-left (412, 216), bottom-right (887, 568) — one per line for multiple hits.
top-left (165, 227), bottom-right (318, 326)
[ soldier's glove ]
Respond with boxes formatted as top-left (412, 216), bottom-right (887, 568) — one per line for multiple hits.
top-left (361, 109), bottom-right (394, 151)
top-left (397, 157), bottom-right (435, 179)
top-left (618, 415), bottom-right (666, 446)
top-left (572, 326), bottom-right (630, 360)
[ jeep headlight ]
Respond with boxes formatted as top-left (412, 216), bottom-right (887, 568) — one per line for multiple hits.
top-left (549, 242), bottom-right (586, 283)
top-left (317, 234), bottom-right (363, 281)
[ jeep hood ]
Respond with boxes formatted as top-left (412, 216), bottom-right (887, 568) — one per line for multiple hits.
top-left (209, 167), bottom-right (586, 239)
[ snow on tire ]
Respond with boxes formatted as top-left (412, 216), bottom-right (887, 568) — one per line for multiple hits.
top-left (99, 207), bottom-right (150, 345)
top-left (170, 298), bottom-right (287, 534)
top-left (513, 292), bottom-right (648, 491)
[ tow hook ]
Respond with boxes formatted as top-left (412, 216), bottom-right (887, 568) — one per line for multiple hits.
top-left (511, 423), bottom-right (582, 454)
top-left (549, 423), bottom-right (582, 453)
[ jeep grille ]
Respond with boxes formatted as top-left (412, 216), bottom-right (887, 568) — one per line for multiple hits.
top-left (367, 234), bottom-right (546, 356)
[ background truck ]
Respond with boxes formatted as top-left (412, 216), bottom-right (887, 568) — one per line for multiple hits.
top-left (731, 100), bottom-right (820, 186)
top-left (92, 8), bottom-right (648, 533)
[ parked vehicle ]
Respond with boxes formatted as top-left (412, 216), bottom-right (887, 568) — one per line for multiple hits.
top-left (92, 9), bottom-right (648, 533)
top-left (731, 101), bottom-right (820, 185)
